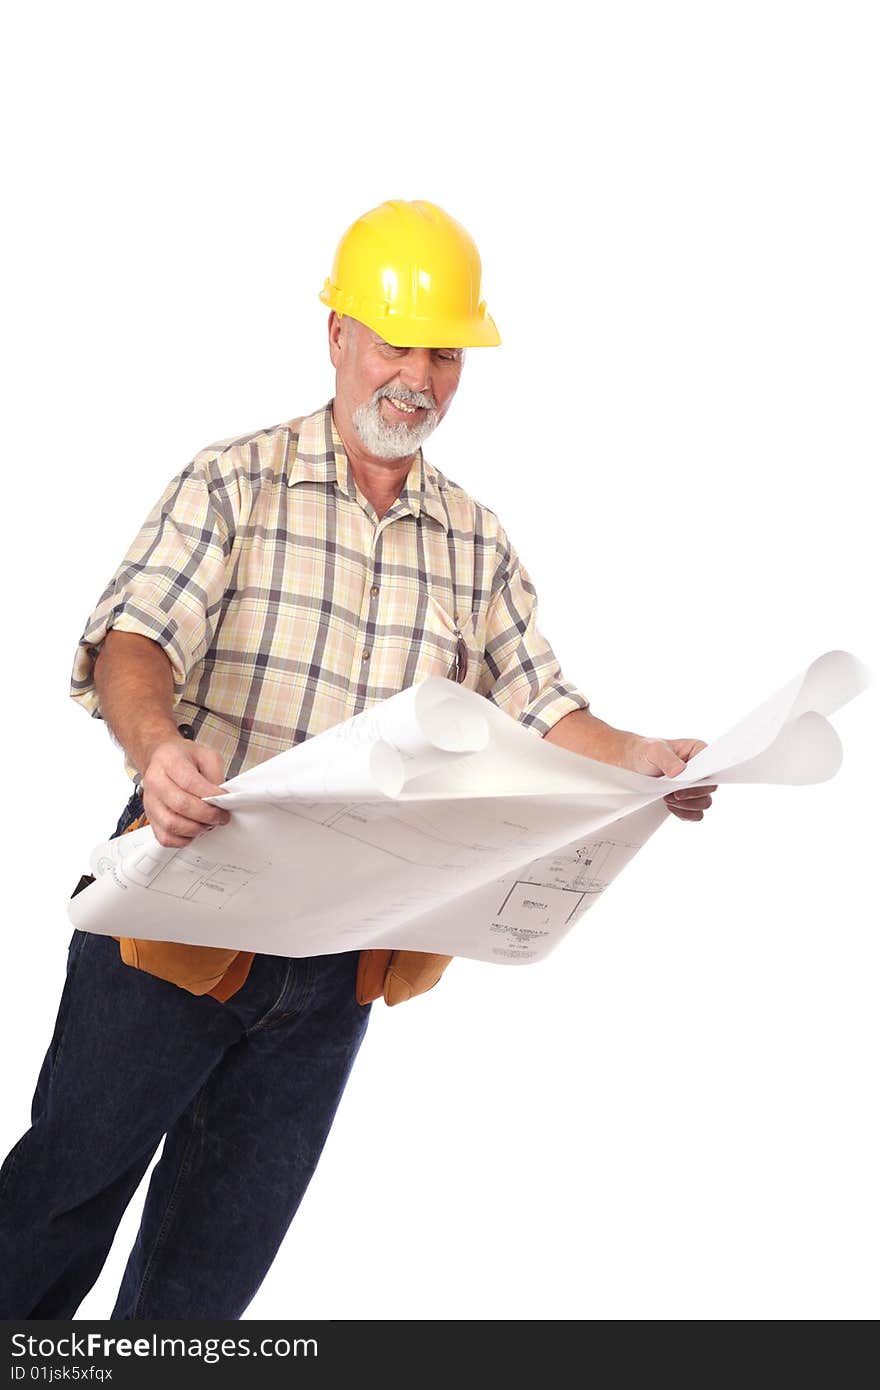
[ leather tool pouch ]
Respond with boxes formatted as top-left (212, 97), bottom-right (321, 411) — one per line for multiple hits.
top-left (355, 947), bottom-right (454, 1007)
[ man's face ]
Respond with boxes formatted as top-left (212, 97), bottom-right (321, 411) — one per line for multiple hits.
top-left (329, 313), bottom-right (464, 461)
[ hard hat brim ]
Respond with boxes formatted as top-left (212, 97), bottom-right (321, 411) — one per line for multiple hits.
top-left (320, 286), bottom-right (501, 349)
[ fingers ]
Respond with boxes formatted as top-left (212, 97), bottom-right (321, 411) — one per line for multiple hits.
top-left (154, 749), bottom-right (228, 811)
top-left (664, 785), bottom-right (717, 805)
top-left (141, 738), bottom-right (232, 846)
top-left (172, 750), bottom-right (227, 801)
top-left (638, 740), bottom-right (687, 778)
top-left (142, 790), bottom-right (226, 846)
top-left (151, 768), bottom-right (230, 824)
top-left (146, 808), bottom-right (216, 848)
top-left (664, 785), bottom-right (716, 821)
top-left (668, 738), bottom-right (709, 759)
top-left (191, 743), bottom-right (226, 793)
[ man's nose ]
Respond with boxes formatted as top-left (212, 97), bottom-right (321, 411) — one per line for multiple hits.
top-left (398, 348), bottom-right (433, 395)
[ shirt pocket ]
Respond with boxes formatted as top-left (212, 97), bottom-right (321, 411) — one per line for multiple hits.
top-left (419, 594), bottom-right (484, 690)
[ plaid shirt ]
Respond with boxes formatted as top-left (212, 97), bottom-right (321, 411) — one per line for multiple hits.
top-left (70, 401), bottom-right (589, 782)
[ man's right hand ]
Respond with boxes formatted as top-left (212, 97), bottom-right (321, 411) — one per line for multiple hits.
top-left (140, 737), bottom-right (231, 847)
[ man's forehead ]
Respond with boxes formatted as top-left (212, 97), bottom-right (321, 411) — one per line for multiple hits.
top-left (346, 317), bottom-right (463, 355)
top-left (370, 328), bottom-right (464, 354)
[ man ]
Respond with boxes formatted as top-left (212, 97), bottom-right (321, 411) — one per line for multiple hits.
top-left (0, 199), bottom-right (716, 1320)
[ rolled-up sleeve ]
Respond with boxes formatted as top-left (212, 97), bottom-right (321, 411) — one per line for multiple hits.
top-left (478, 536), bottom-right (589, 736)
top-left (70, 461), bottom-right (234, 719)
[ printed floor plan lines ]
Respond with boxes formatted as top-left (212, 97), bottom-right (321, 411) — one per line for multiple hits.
top-left (267, 798), bottom-right (541, 869)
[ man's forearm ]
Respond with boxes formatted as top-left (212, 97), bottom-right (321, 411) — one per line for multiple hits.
top-left (543, 707), bottom-right (638, 767)
top-left (93, 630), bottom-right (181, 776)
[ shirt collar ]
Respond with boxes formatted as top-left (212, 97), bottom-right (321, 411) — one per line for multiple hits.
top-left (287, 401), bottom-right (451, 532)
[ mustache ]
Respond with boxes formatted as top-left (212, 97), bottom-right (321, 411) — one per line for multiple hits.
top-left (374, 385), bottom-right (437, 412)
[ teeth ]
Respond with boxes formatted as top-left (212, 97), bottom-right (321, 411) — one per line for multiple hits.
top-left (388, 398), bottom-right (417, 413)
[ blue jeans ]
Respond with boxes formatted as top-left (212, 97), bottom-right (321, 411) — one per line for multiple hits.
top-left (0, 794), bottom-right (372, 1319)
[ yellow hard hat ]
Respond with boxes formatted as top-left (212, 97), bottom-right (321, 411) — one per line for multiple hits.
top-left (319, 199), bottom-right (501, 349)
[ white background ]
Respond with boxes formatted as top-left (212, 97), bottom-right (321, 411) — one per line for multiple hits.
top-left (1, 0), bottom-right (876, 1321)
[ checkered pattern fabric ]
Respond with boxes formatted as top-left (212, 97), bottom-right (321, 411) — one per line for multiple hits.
top-left (71, 401), bottom-right (589, 781)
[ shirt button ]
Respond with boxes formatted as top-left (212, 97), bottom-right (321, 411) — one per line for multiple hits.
top-left (370, 585), bottom-right (379, 597)
top-left (362, 649), bottom-right (370, 660)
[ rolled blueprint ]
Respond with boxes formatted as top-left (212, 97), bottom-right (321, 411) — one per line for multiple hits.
top-left (69, 650), bottom-right (870, 965)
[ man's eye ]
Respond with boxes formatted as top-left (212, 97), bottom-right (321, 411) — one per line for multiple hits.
top-left (434, 351), bottom-right (461, 363)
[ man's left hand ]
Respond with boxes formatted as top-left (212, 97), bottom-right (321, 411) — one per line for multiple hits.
top-left (624, 736), bottom-right (717, 822)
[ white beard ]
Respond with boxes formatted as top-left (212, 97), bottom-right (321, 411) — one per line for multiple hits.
top-left (351, 388), bottom-right (440, 460)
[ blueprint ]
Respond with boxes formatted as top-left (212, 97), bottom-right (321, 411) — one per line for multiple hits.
top-left (69, 650), bottom-right (870, 964)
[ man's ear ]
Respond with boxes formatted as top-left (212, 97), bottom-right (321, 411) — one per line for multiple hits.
top-left (328, 311), bottom-right (344, 367)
